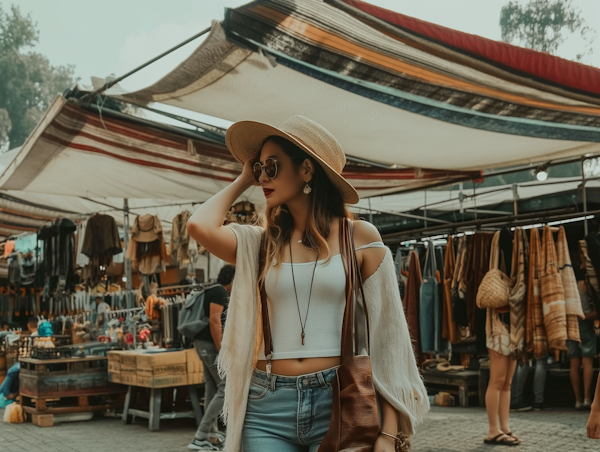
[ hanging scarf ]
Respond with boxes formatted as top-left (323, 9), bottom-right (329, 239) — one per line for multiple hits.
top-left (540, 226), bottom-right (568, 351)
top-left (580, 240), bottom-right (600, 294)
top-left (557, 227), bottom-right (583, 343)
top-left (404, 251), bottom-right (423, 364)
top-left (443, 237), bottom-right (458, 343)
top-left (508, 228), bottom-right (527, 355)
top-left (527, 229), bottom-right (548, 358)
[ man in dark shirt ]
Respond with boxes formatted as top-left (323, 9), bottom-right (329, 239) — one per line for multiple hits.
top-left (189, 264), bottom-right (235, 451)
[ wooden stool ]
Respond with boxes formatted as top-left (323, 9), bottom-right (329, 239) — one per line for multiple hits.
top-left (423, 369), bottom-right (480, 407)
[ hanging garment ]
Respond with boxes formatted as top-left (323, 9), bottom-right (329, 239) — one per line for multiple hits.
top-left (452, 236), bottom-right (469, 328)
top-left (81, 214), bottom-right (122, 287)
top-left (443, 237), bottom-right (459, 343)
top-left (420, 241), bottom-right (440, 353)
top-left (466, 232), bottom-right (494, 352)
top-left (37, 218), bottom-right (77, 294)
top-left (508, 228), bottom-right (527, 355)
top-left (404, 250), bottom-right (423, 364)
top-left (76, 219), bottom-right (90, 267)
top-left (170, 210), bottom-right (199, 269)
top-left (580, 239), bottom-right (600, 295)
top-left (540, 226), bottom-right (568, 351)
top-left (126, 215), bottom-right (169, 275)
top-left (584, 232), bottom-right (600, 294)
top-left (557, 227), bottom-right (584, 343)
top-left (527, 229), bottom-right (548, 358)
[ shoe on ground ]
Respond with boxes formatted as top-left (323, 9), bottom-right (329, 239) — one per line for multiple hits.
top-left (510, 402), bottom-right (532, 412)
top-left (575, 401), bottom-right (584, 410)
top-left (533, 402), bottom-right (550, 411)
top-left (188, 439), bottom-right (221, 451)
top-left (583, 399), bottom-right (592, 409)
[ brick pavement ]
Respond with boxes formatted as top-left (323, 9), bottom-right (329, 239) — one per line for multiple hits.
top-left (0, 406), bottom-right (598, 452)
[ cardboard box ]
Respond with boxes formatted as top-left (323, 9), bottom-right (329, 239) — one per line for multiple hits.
top-left (136, 350), bottom-right (186, 368)
top-left (32, 414), bottom-right (54, 427)
top-left (121, 351), bottom-right (145, 366)
top-left (188, 373), bottom-right (203, 385)
top-left (120, 365), bottom-right (137, 375)
top-left (136, 374), bottom-right (188, 388)
top-left (108, 362), bottom-right (121, 373)
top-left (108, 372), bottom-right (122, 384)
top-left (107, 351), bottom-right (123, 363)
top-left (120, 373), bottom-right (137, 385)
top-left (137, 363), bottom-right (187, 377)
top-left (186, 350), bottom-right (202, 374)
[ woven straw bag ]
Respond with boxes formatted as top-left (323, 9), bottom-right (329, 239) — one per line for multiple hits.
top-left (477, 231), bottom-right (510, 309)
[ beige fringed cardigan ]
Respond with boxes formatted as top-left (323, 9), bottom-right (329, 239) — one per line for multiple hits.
top-left (218, 223), bottom-right (429, 451)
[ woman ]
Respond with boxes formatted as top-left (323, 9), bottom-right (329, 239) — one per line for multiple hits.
top-left (188, 116), bottom-right (428, 452)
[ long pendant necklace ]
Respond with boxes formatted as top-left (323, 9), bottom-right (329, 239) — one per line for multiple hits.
top-left (289, 242), bottom-right (319, 345)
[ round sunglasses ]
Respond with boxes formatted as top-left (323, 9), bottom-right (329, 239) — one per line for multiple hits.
top-left (253, 157), bottom-right (303, 182)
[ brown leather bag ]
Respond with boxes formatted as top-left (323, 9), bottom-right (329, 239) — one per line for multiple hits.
top-left (317, 218), bottom-right (380, 452)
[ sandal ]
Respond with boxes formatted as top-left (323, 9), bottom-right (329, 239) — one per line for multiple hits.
top-left (484, 434), bottom-right (519, 446)
top-left (505, 432), bottom-right (522, 443)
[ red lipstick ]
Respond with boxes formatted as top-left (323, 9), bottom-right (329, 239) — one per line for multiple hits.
top-left (263, 188), bottom-right (274, 197)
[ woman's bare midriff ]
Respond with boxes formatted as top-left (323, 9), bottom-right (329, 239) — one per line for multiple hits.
top-left (256, 357), bottom-right (341, 376)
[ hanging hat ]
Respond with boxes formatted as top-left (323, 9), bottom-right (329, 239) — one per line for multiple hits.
top-left (131, 214), bottom-right (162, 243)
top-left (225, 115), bottom-right (359, 204)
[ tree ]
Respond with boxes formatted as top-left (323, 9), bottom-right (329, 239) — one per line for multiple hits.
top-left (500, 0), bottom-right (595, 62)
top-left (0, 4), bottom-right (77, 151)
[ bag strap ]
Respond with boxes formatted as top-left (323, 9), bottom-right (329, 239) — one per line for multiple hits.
top-left (339, 218), bottom-right (371, 362)
top-left (488, 231), bottom-right (501, 271)
top-left (258, 235), bottom-right (273, 359)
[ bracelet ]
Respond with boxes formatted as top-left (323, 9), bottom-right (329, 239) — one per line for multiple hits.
top-left (379, 431), bottom-right (397, 440)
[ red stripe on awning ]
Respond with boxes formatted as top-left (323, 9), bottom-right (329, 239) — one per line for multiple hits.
top-left (341, 0), bottom-right (600, 97)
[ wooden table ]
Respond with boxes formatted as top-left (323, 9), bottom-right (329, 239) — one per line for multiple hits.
top-left (122, 383), bottom-right (203, 431)
top-left (423, 369), bottom-right (480, 407)
top-left (19, 356), bottom-right (126, 427)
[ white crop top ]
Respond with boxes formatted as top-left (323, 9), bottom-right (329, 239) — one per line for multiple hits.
top-left (258, 242), bottom-right (386, 361)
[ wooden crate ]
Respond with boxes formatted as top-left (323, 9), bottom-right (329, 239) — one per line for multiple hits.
top-left (19, 356), bottom-right (125, 399)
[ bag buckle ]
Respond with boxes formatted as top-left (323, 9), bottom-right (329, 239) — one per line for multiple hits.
top-left (266, 353), bottom-right (273, 379)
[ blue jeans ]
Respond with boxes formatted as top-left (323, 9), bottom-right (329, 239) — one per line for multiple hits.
top-left (242, 366), bottom-right (337, 452)
top-left (193, 339), bottom-right (225, 440)
top-left (511, 357), bottom-right (548, 405)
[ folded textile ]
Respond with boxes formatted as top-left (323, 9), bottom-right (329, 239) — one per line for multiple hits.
top-left (541, 226), bottom-right (568, 351)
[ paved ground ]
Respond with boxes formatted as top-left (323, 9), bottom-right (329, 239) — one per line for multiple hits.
top-left (0, 406), bottom-right (598, 451)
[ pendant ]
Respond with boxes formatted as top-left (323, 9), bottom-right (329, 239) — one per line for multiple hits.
top-left (301, 332), bottom-right (305, 345)
top-left (298, 239), bottom-right (302, 243)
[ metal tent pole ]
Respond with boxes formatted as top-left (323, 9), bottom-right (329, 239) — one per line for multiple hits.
top-left (123, 199), bottom-right (132, 290)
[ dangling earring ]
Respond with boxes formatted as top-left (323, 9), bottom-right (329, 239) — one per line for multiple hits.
top-left (303, 183), bottom-right (312, 195)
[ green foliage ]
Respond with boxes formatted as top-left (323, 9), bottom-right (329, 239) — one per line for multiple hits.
top-left (500, 0), bottom-right (595, 61)
top-left (0, 4), bottom-right (77, 151)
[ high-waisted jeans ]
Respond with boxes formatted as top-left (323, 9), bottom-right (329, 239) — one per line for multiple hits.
top-left (242, 366), bottom-right (338, 452)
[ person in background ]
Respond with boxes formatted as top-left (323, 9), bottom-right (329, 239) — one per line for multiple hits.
top-left (188, 264), bottom-right (235, 451)
top-left (510, 356), bottom-right (549, 412)
top-left (95, 296), bottom-right (111, 334)
top-left (0, 318), bottom-right (38, 402)
top-left (587, 372), bottom-right (600, 438)
top-left (569, 267), bottom-right (597, 410)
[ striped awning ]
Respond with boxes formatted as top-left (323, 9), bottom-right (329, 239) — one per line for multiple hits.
top-left (0, 95), bottom-right (477, 207)
top-left (116, 0), bottom-right (600, 171)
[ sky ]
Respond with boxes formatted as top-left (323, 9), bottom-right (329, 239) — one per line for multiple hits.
top-left (9, 0), bottom-right (600, 128)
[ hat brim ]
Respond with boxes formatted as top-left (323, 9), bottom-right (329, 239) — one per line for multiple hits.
top-left (226, 121), bottom-right (359, 204)
top-left (133, 231), bottom-right (159, 243)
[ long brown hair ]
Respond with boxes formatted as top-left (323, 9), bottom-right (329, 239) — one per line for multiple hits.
top-left (261, 136), bottom-right (352, 278)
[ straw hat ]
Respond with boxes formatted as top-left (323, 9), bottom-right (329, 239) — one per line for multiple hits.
top-left (131, 214), bottom-right (162, 243)
top-left (226, 116), bottom-right (359, 204)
